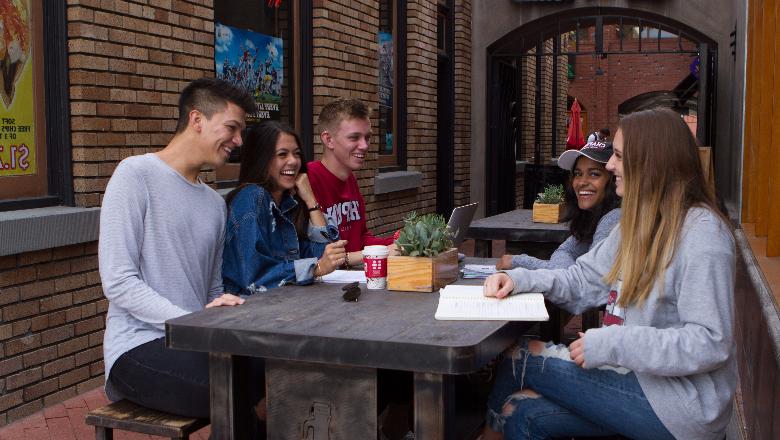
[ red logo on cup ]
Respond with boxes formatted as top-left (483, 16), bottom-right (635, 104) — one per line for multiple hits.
top-left (363, 257), bottom-right (387, 278)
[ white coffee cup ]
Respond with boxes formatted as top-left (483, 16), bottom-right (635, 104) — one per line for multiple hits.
top-left (362, 245), bottom-right (390, 290)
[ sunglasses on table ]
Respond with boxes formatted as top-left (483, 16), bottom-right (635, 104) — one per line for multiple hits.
top-left (341, 282), bottom-right (362, 302)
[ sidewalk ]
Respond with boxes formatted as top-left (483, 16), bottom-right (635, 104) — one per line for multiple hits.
top-left (0, 387), bottom-right (211, 440)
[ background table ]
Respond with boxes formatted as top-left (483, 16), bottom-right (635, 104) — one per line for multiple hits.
top-left (467, 209), bottom-right (569, 257)
top-left (166, 279), bottom-right (531, 439)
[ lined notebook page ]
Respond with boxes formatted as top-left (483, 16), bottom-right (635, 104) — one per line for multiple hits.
top-left (435, 285), bottom-right (549, 321)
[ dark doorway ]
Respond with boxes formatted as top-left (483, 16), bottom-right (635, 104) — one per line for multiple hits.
top-left (436, 0), bottom-right (455, 217)
top-left (485, 8), bottom-right (718, 216)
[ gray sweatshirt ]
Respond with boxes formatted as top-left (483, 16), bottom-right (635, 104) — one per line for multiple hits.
top-left (99, 154), bottom-right (225, 400)
top-left (505, 207), bottom-right (736, 440)
top-left (511, 208), bottom-right (620, 270)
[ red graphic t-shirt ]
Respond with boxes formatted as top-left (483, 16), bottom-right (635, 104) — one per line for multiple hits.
top-left (306, 161), bottom-right (394, 253)
top-left (603, 278), bottom-right (626, 326)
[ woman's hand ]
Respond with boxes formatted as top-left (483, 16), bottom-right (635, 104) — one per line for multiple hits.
top-left (316, 240), bottom-right (348, 275)
top-left (295, 173), bottom-right (317, 207)
top-left (569, 332), bottom-right (587, 368)
top-left (495, 255), bottom-right (514, 270)
top-left (483, 273), bottom-right (515, 299)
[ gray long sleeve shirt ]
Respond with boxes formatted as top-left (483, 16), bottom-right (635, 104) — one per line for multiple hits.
top-left (99, 154), bottom-right (225, 400)
top-left (505, 207), bottom-right (736, 440)
top-left (511, 208), bottom-right (621, 270)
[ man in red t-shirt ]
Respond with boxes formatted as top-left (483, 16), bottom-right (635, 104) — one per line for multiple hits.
top-left (307, 98), bottom-right (396, 266)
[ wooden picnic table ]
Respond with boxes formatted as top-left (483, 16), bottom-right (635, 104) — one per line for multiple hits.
top-left (467, 209), bottom-right (569, 257)
top-left (165, 271), bottom-right (533, 439)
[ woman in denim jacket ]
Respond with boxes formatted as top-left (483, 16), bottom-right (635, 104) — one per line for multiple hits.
top-left (222, 121), bottom-right (348, 294)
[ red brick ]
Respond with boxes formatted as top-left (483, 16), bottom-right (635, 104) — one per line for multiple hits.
top-left (3, 300), bottom-right (40, 320)
top-left (42, 356), bottom-right (75, 378)
top-left (36, 260), bottom-right (71, 280)
top-left (40, 293), bottom-right (74, 313)
top-left (0, 390), bottom-right (23, 412)
top-left (7, 400), bottom-right (44, 424)
top-left (59, 366), bottom-right (90, 388)
top-left (55, 274), bottom-right (87, 293)
top-left (6, 366), bottom-right (42, 390)
top-left (19, 280), bottom-right (55, 300)
top-left (22, 346), bottom-right (58, 367)
top-left (23, 378), bottom-right (59, 401)
top-left (41, 324), bottom-right (75, 346)
top-left (74, 346), bottom-right (102, 367)
top-left (52, 245), bottom-right (85, 261)
top-left (57, 335), bottom-right (89, 357)
top-left (18, 249), bottom-right (52, 266)
top-left (42, 387), bottom-right (78, 408)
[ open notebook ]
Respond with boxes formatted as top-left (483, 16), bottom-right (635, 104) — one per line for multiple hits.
top-left (434, 285), bottom-right (549, 321)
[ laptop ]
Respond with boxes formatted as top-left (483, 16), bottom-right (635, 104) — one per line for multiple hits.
top-left (447, 202), bottom-right (479, 247)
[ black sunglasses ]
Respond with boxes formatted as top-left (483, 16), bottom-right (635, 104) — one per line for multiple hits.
top-left (341, 282), bottom-right (362, 302)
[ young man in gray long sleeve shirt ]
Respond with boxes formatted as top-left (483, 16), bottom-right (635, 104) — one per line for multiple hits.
top-left (99, 78), bottom-right (254, 418)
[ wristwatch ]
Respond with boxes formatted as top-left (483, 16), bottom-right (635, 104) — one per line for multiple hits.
top-left (307, 203), bottom-right (321, 212)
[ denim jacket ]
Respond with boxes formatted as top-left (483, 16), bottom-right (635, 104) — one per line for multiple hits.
top-left (222, 184), bottom-right (337, 295)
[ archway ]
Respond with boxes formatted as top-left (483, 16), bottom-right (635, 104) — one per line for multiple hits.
top-left (485, 7), bottom-right (717, 215)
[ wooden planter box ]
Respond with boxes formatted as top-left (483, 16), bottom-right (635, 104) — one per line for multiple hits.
top-left (532, 202), bottom-right (565, 223)
top-left (387, 248), bottom-right (459, 292)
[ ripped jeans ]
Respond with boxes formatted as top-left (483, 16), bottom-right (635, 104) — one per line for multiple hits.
top-left (486, 340), bottom-right (675, 440)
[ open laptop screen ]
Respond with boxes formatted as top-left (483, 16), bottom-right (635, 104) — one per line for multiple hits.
top-left (447, 202), bottom-right (478, 247)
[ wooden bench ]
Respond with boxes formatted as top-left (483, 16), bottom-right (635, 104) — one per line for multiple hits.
top-left (85, 399), bottom-right (209, 440)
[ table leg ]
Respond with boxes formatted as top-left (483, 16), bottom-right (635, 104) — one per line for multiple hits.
top-left (209, 353), bottom-right (252, 439)
top-left (265, 359), bottom-right (377, 440)
top-left (474, 239), bottom-right (492, 257)
top-left (413, 372), bottom-right (455, 440)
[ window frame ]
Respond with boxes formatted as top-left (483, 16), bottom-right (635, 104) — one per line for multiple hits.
top-left (0, 0), bottom-right (72, 211)
top-left (377, 0), bottom-right (406, 170)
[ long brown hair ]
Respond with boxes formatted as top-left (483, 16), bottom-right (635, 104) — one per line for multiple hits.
top-left (226, 121), bottom-right (309, 240)
top-left (604, 108), bottom-right (723, 307)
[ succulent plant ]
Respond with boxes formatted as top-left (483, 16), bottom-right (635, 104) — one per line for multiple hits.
top-left (536, 184), bottom-right (565, 204)
top-left (395, 212), bottom-right (454, 257)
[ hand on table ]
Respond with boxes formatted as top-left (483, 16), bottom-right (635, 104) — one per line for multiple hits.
top-left (206, 293), bottom-right (246, 308)
top-left (495, 255), bottom-right (514, 270)
top-left (483, 273), bottom-right (515, 299)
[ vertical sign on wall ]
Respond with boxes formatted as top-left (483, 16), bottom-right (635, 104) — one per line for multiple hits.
top-left (215, 22), bottom-right (283, 123)
top-left (0, 0), bottom-right (36, 176)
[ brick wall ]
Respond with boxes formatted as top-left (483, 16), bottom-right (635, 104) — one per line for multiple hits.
top-left (312, 0), bottom-right (472, 235)
top-left (568, 30), bottom-right (696, 135)
top-left (68, 0), bottom-right (216, 208)
top-left (0, 244), bottom-right (104, 425)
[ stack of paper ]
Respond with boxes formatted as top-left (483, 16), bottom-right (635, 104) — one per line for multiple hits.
top-left (461, 264), bottom-right (497, 279)
top-left (321, 270), bottom-right (366, 284)
top-left (435, 285), bottom-right (549, 321)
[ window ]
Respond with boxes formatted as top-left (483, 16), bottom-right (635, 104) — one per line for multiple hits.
top-left (0, 0), bottom-right (71, 210)
top-left (214, 0), bottom-right (295, 185)
top-left (377, 0), bottom-right (405, 168)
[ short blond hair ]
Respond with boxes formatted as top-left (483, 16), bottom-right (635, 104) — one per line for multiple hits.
top-left (317, 99), bottom-right (371, 134)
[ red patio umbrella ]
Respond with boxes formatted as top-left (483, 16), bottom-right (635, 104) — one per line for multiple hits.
top-left (565, 99), bottom-right (586, 150)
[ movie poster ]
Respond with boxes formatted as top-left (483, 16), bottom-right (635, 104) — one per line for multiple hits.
top-left (378, 32), bottom-right (393, 108)
top-left (215, 22), bottom-right (283, 122)
top-left (0, 0), bottom-right (36, 177)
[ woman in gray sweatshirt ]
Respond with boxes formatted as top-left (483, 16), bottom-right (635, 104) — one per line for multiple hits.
top-left (482, 108), bottom-right (736, 440)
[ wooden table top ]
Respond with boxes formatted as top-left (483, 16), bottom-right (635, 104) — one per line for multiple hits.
top-left (467, 209), bottom-right (569, 243)
top-left (166, 272), bottom-right (526, 375)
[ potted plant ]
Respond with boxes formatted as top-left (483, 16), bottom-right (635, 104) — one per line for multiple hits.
top-left (387, 212), bottom-right (459, 292)
top-left (532, 184), bottom-right (565, 223)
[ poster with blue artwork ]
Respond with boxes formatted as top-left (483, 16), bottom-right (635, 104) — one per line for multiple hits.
top-left (378, 31), bottom-right (393, 108)
top-left (215, 22), bottom-right (283, 122)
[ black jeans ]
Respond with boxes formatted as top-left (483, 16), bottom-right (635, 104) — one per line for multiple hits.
top-left (108, 337), bottom-right (265, 419)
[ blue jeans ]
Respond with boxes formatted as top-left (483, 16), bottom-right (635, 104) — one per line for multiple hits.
top-left (108, 338), bottom-right (265, 420)
top-left (486, 340), bottom-right (675, 440)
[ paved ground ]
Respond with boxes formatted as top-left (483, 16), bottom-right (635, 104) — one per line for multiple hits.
top-left (0, 239), bottom-right (579, 440)
top-left (0, 387), bottom-right (211, 440)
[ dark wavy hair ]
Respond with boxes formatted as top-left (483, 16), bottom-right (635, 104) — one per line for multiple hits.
top-left (226, 121), bottom-right (309, 240)
top-left (561, 156), bottom-right (621, 243)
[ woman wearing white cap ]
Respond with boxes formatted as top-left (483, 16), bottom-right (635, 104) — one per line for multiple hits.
top-left (496, 140), bottom-right (621, 271)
